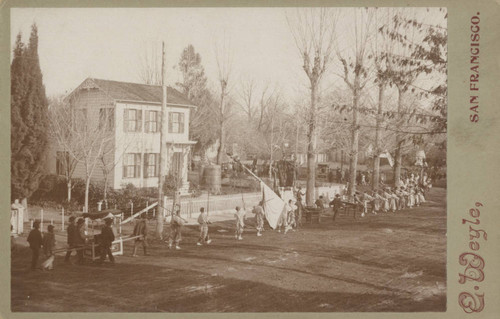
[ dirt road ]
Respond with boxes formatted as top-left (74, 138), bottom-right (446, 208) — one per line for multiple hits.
top-left (11, 187), bottom-right (446, 312)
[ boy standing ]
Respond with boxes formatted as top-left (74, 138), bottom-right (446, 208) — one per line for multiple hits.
top-left (234, 206), bottom-right (246, 240)
top-left (197, 207), bottom-right (212, 246)
top-left (169, 205), bottom-right (187, 250)
top-left (252, 202), bottom-right (265, 236)
top-left (99, 218), bottom-right (115, 264)
top-left (132, 214), bottom-right (149, 256)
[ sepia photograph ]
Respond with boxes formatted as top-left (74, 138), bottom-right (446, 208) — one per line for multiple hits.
top-left (9, 6), bottom-right (447, 312)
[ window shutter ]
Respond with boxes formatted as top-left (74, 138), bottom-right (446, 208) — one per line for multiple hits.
top-left (137, 110), bottom-right (143, 132)
top-left (180, 113), bottom-right (185, 133)
top-left (143, 153), bottom-right (149, 178)
top-left (156, 111), bottom-right (161, 132)
top-left (168, 112), bottom-right (173, 133)
top-left (144, 111), bottom-right (149, 133)
top-left (123, 155), bottom-right (128, 178)
top-left (137, 153), bottom-right (142, 178)
top-left (156, 153), bottom-right (160, 177)
top-left (123, 109), bottom-right (128, 132)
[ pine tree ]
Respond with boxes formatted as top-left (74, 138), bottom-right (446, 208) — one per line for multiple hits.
top-left (11, 24), bottom-right (49, 201)
top-left (176, 44), bottom-right (218, 156)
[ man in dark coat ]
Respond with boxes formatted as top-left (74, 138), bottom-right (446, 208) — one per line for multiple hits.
top-left (27, 221), bottom-right (42, 270)
top-left (315, 196), bottom-right (325, 214)
top-left (132, 214), bottom-right (149, 256)
top-left (64, 216), bottom-right (76, 263)
top-left (74, 218), bottom-right (86, 265)
top-left (99, 218), bottom-right (115, 264)
top-left (329, 194), bottom-right (343, 221)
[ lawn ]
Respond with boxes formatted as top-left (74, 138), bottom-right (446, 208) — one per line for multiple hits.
top-left (11, 187), bottom-right (446, 312)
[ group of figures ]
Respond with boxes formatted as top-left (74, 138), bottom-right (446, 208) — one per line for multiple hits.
top-left (26, 216), bottom-right (116, 271)
top-left (353, 173), bottom-right (432, 217)
top-left (25, 172), bottom-right (432, 270)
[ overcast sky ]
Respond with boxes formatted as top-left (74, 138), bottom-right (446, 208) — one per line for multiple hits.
top-left (11, 7), bottom-right (446, 104)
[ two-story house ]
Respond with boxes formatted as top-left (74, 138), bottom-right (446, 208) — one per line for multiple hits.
top-left (47, 78), bottom-right (197, 194)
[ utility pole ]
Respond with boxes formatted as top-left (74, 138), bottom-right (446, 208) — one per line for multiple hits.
top-left (156, 41), bottom-right (168, 239)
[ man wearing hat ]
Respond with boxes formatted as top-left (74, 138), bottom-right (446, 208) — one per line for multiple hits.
top-left (329, 194), bottom-right (343, 221)
top-left (99, 218), bottom-right (115, 264)
top-left (27, 220), bottom-right (42, 270)
top-left (64, 216), bottom-right (77, 263)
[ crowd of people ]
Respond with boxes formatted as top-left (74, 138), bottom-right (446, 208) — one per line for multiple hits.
top-left (25, 171), bottom-right (433, 270)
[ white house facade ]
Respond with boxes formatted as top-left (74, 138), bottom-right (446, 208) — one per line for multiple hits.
top-left (49, 78), bottom-right (197, 194)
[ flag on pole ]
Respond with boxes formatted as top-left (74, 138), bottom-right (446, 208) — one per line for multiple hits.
top-left (261, 182), bottom-right (286, 229)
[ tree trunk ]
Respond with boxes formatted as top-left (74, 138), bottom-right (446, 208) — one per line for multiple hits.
top-left (348, 85), bottom-right (360, 196)
top-left (393, 87), bottom-right (404, 187)
top-left (103, 174), bottom-right (108, 204)
top-left (305, 84), bottom-right (317, 206)
top-left (67, 180), bottom-right (72, 202)
top-left (340, 150), bottom-right (344, 172)
top-left (216, 125), bottom-right (225, 165)
top-left (84, 176), bottom-right (90, 213)
top-left (269, 116), bottom-right (274, 179)
top-left (372, 82), bottom-right (385, 191)
top-left (216, 90), bottom-right (226, 165)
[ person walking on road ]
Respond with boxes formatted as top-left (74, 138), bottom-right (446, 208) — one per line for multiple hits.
top-left (234, 206), bottom-right (246, 240)
top-left (168, 204), bottom-right (187, 250)
top-left (64, 216), bottom-right (77, 263)
top-left (197, 207), bottom-right (212, 246)
top-left (252, 201), bottom-right (265, 236)
top-left (132, 214), bottom-right (149, 256)
top-left (99, 218), bottom-right (115, 264)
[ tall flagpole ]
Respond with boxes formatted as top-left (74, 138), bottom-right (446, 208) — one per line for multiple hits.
top-left (156, 41), bottom-right (168, 239)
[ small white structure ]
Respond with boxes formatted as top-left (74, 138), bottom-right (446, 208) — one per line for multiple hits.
top-left (11, 199), bottom-right (24, 236)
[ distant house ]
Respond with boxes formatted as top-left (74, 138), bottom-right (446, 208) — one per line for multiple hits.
top-left (46, 78), bottom-right (197, 194)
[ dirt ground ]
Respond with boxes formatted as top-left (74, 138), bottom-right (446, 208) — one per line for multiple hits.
top-left (11, 187), bottom-right (446, 312)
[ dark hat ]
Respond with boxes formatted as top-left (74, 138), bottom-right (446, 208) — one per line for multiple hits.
top-left (69, 216), bottom-right (76, 222)
top-left (335, 194), bottom-right (340, 197)
top-left (77, 218), bottom-right (85, 224)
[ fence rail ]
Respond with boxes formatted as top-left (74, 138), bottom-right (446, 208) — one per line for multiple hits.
top-left (166, 192), bottom-right (262, 218)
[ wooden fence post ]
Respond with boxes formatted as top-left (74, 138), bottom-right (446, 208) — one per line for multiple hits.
top-left (61, 207), bottom-right (65, 231)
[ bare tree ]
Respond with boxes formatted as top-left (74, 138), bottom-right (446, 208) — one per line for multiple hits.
top-left (336, 8), bottom-right (375, 196)
top-left (138, 41), bottom-right (162, 85)
top-left (370, 8), bottom-right (393, 191)
top-left (213, 35), bottom-right (233, 165)
top-left (48, 96), bottom-right (78, 202)
top-left (236, 78), bottom-right (256, 122)
top-left (66, 92), bottom-right (114, 212)
top-left (286, 8), bottom-right (339, 205)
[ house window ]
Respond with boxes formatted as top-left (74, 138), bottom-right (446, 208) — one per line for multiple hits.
top-left (144, 153), bottom-right (159, 178)
top-left (124, 109), bottom-right (142, 132)
top-left (168, 112), bottom-right (185, 133)
top-left (123, 153), bottom-right (141, 178)
top-left (56, 151), bottom-right (69, 176)
top-left (99, 108), bottom-right (114, 131)
top-left (145, 110), bottom-right (159, 133)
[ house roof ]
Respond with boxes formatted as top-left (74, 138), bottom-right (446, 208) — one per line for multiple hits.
top-left (70, 78), bottom-right (196, 107)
